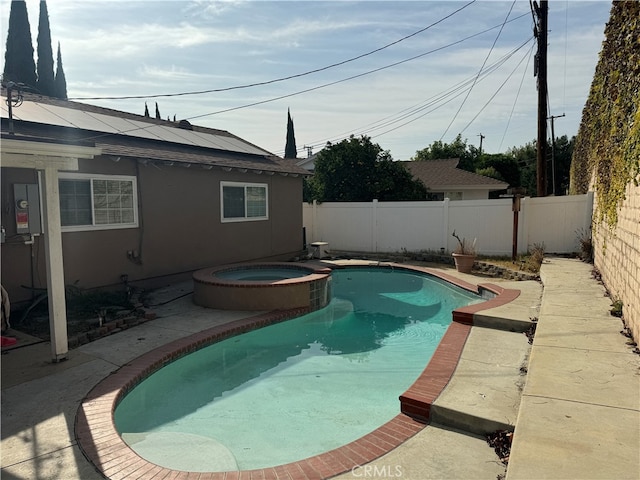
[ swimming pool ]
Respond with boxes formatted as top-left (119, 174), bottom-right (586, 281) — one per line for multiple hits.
top-left (114, 267), bottom-right (483, 472)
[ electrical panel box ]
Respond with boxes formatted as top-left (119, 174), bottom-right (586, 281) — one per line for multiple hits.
top-left (13, 183), bottom-right (42, 235)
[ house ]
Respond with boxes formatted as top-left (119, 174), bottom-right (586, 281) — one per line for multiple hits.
top-left (401, 159), bottom-right (509, 200)
top-left (1, 91), bottom-right (309, 360)
top-left (295, 151), bottom-right (318, 171)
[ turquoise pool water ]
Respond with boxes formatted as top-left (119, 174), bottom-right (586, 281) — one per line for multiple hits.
top-left (214, 266), bottom-right (311, 281)
top-left (114, 267), bottom-right (482, 472)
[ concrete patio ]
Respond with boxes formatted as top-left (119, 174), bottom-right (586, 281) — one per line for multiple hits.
top-left (1, 258), bottom-right (638, 479)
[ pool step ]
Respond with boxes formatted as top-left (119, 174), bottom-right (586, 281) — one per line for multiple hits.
top-left (433, 326), bottom-right (529, 435)
top-left (401, 325), bottom-right (530, 439)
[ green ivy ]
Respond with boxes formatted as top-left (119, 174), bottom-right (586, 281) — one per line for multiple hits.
top-left (571, 3), bottom-right (640, 232)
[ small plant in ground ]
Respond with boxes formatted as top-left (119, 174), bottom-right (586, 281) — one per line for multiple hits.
top-left (610, 299), bottom-right (623, 318)
top-left (451, 230), bottom-right (477, 255)
top-left (521, 243), bottom-right (545, 273)
top-left (575, 227), bottom-right (594, 263)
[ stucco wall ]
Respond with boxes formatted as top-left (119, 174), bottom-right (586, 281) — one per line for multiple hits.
top-left (1, 158), bottom-right (304, 304)
top-left (592, 182), bottom-right (640, 342)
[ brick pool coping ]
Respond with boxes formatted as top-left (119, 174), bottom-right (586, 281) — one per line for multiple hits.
top-left (75, 264), bottom-right (520, 480)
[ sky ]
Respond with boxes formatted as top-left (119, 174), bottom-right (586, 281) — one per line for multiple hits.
top-left (1, 0), bottom-right (612, 160)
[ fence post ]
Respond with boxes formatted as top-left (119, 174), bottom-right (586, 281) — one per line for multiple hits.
top-left (372, 199), bottom-right (378, 253)
top-left (442, 198), bottom-right (450, 251)
top-left (312, 200), bottom-right (318, 243)
top-left (519, 196), bottom-right (529, 254)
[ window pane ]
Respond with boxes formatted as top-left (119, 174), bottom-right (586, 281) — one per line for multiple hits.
top-left (94, 210), bottom-right (109, 225)
top-left (94, 194), bottom-right (107, 209)
top-left (91, 179), bottom-right (135, 226)
top-left (93, 180), bottom-right (107, 195)
top-left (121, 182), bottom-right (133, 194)
top-left (59, 179), bottom-right (92, 226)
top-left (107, 194), bottom-right (122, 208)
top-left (122, 209), bottom-right (134, 223)
top-left (109, 210), bottom-right (121, 224)
top-left (246, 186), bottom-right (266, 217)
top-left (223, 186), bottom-right (245, 218)
top-left (107, 181), bottom-right (122, 194)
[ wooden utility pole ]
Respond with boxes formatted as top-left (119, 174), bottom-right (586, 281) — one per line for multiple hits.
top-left (478, 133), bottom-right (485, 156)
top-left (534, 0), bottom-right (548, 197)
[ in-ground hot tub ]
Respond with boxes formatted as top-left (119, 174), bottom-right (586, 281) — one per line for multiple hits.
top-left (193, 262), bottom-right (332, 311)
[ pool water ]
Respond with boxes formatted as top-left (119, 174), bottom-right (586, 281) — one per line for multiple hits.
top-left (114, 267), bottom-right (482, 472)
top-left (214, 267), bottom-right (310, 281)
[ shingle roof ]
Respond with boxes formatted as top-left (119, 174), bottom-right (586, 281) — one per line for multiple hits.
top-left (401, 159), bottom-right (508, 190)
top-left (0, 91), bottom-right (309, 176)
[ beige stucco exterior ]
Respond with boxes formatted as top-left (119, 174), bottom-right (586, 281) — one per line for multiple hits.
top-left (1, 156), bottom-right (304, 305)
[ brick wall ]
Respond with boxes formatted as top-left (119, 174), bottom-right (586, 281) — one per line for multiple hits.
top-left (593, 182), bottom-right (640, 342)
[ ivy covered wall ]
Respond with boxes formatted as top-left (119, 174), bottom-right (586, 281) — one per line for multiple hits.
top-left (570, 2), bottom-right (640, 341)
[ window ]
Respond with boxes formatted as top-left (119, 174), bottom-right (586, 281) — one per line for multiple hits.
top-left (444, 191), bottom-right (464, 201)
top-left (221, 182), bottom-right (268, 222)
top-left (59, 174), bottom-right (138, 231)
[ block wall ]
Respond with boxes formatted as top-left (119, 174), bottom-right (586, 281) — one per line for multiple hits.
top-left (593, 182), bottom-right (640, 342)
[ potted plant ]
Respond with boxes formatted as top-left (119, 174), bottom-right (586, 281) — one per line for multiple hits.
top-left (451, 230), bottom-right (477, 273)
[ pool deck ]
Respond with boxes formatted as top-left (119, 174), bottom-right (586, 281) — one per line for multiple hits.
top-left (1, 257), bottom-right (638, 479)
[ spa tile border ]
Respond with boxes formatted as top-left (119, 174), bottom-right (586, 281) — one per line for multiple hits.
top-left (193, 262), bottom-right (333, 287)
top-left (76, 265), bottom-right (521, 480)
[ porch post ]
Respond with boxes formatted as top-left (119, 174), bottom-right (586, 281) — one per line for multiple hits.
top-left (40, 166), bottom-right (68, 362)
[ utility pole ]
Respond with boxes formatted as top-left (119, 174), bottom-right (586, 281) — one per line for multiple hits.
top-left (548, 113), bottom-right (565, 195)
top-left (533, 0), bottom-right (548, 197)
top-left (478, 133), bottom-right (485, 156)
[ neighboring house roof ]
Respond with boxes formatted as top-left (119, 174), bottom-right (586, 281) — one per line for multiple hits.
top-left (0, 91), bottom-right (309, 176)
top-left (296, 152), bottom-right (318, 171)
top-left (401, 159), bottom-right (509, 190)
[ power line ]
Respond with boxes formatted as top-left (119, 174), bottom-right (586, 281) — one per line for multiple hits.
top-left (184, 12), bottom-right (530, 123)
top-left (24, 12), bottom-right (529, 150)
top-left (440, 0), bottom-right (517, 141)
top-left (459, 40), bottom-right (534, 135)
top-left (274, 38), bottom-right (533, 155)
top-left (68, 0), bottom-right (478, 101)
top-left (499, 42), bottom-right (535, 151)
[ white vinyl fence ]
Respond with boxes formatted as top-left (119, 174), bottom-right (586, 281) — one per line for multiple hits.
top-left (303, 193), bottom-right (594, 256)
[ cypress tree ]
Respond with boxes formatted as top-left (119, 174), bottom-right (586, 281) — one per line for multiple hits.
top-left (155, 102), bottom-right (161, 119)
top-left (284, 108), bottom-right (298, 159)
top-left (144, 102), bottom-right (150, 117)
top-left (36, 0), bottom-right (55, 96)
top-left (3, 0), bottom-right (37, 89)
top-left (54, 42), bottom-right (67, 99)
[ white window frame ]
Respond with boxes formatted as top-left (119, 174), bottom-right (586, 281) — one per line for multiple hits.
top-left (59, 173), bottom-right (139, 232)
top-left (220, 181), bottom-right (269, 223)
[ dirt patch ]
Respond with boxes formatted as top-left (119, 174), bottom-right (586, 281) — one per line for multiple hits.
top-left (9, 287), bottom-right (143, 342)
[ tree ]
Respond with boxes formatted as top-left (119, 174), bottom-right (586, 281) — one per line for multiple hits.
top-left (53, 42), bottom-right (67, 99)
top-left (155, 102), bottom-right (161, 119)
top-left (284, 108), bottom-right (297, 158)
top-left (36, 0), bottom-right (55, 96)
top-left (411, 134), bottom-right (480, 171)
top-left (550, 135), bottom-right (574, 196)
top-left (477, 153), bottom-right (521, 188)
top-left (3, 0), bottom-right (37, 89)
top-left (305, 135), bottom-right (427, 202)
top-left (509, 140), bottom-right (537, 196)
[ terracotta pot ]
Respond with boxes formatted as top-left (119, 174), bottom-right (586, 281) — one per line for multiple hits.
top-left (452, 253), bottom-right (476, 273)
